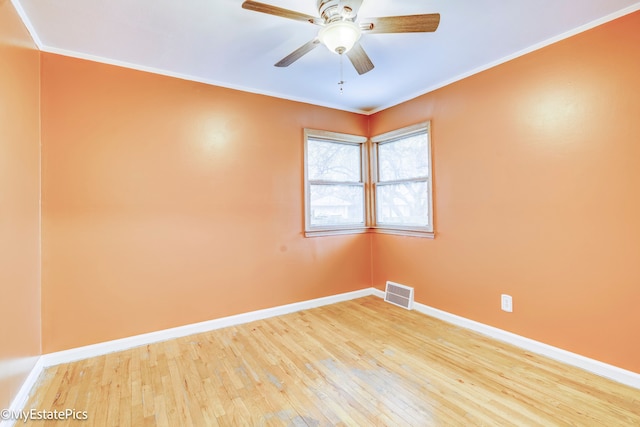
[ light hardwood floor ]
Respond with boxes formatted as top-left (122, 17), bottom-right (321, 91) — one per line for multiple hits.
top-left (22, 296), bottom-right (640, 426)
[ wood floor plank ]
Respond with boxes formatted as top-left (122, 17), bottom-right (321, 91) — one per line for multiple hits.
top-left (21, 296), bottom-right (640, 426)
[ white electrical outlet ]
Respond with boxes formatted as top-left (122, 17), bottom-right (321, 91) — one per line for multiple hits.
top-left (501, 294), bottom-right (513, 312)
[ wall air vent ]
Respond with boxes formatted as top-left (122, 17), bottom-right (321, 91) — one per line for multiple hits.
top-left (384, 281), bottom-right (414, 310)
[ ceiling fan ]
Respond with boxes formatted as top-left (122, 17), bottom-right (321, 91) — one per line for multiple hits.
top-left (241, 0), bottom-right (440, 75)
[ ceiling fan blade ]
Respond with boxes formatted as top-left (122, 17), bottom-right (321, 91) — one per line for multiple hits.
top-left (242, 1), bottom-right (320, 25)
top-left (361, 13), bottom-right (440, 34)
top-left (275, 39), bottom-right (321, 67)
top-left (346, 43), bottom-right (374, 75)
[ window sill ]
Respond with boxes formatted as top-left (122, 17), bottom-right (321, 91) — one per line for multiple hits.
top-left (304, 227), bottom-right (368, 238)
top-left (304, 227), bottom-right (434, 238)
top-left (370, 227), bottom-right (435, 239)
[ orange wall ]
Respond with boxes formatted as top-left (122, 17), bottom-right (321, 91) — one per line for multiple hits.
top-left (370, 11), bottom-right (640, 373)
top-left (0, 1), bottom-right (41, 409)
top-left (40, 54), bottom-right (371, 352)
top-left (7, 1), bottom-right (640, 380)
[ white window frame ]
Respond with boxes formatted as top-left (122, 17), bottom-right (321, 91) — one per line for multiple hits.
top-left (304, 129), bottom-right (368, 237)
top-left (371, 121), bottom-right (434, 238)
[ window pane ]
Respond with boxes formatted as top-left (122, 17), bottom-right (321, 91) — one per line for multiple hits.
top-left (378, 132), bottom-right (429, 181)
top-left (310, 184), bottom-right (364, 226)
top-left (308, 139), bottom-right (361, 182)
top-left (377, 181), bottom-right (429, 226)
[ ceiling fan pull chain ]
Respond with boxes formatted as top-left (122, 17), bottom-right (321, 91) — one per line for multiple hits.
top-left (338, 53), bottom-right (345, 95)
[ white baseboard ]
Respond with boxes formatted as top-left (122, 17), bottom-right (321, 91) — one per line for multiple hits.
top-left (372, 288), bottom-right (640, 389)
top-left (4, 286), bottom-right (638, 426)
top-left (42, 287), bottom-right (375, 367)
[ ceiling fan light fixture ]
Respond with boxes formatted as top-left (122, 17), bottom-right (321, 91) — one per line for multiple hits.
top-left (319, 20), bottom-right (361, 54)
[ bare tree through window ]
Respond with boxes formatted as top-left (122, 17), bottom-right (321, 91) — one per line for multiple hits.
top-left (305, 131), bottom-right (366, 232)
top-left (373, 122), bottom-right (433, 233)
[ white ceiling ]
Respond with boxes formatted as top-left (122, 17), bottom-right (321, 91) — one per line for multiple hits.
top-left (12, 0), bottom-right (640, 113)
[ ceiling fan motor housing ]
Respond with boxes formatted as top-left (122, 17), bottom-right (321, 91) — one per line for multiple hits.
top-left (318, 0), bottom-right (353, 23)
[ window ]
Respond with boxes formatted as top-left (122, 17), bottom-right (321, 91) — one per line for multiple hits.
top-left (304, 129), bottom-right (368, 236)
top-left (372, 121), bottom-right (433, 237)
top-left (304, 122), bottom-right (433, 238)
